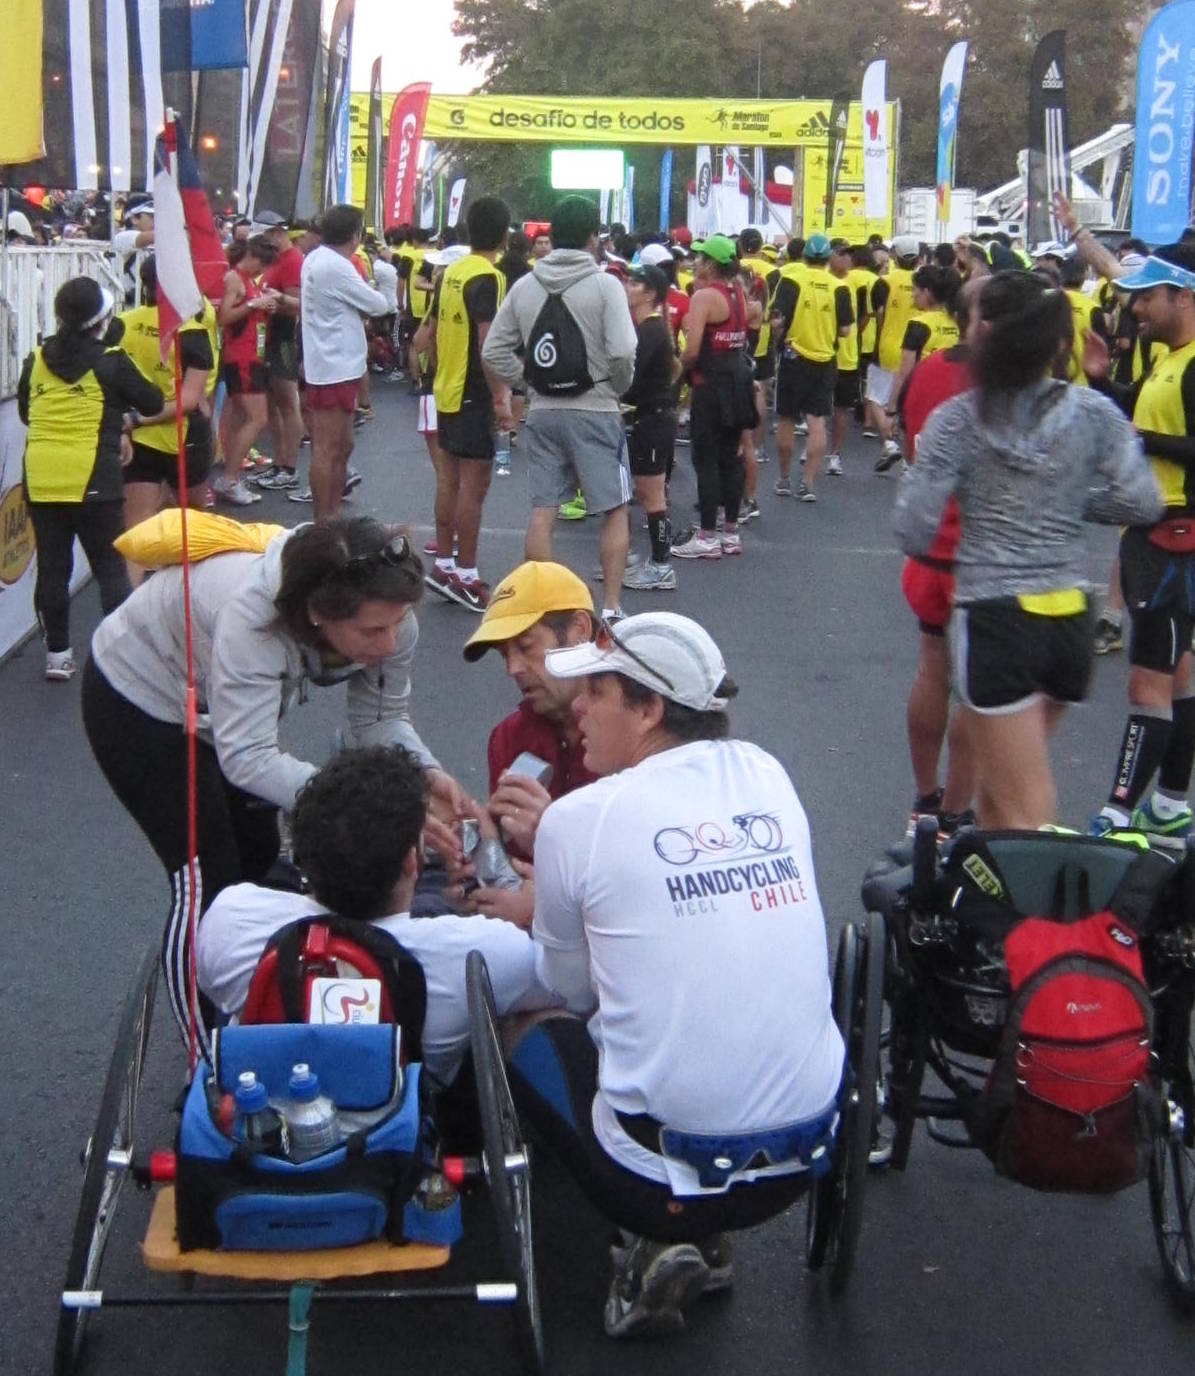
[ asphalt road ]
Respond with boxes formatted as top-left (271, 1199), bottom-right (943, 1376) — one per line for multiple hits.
top-left (2, 379), bottom-right (1191, 1375)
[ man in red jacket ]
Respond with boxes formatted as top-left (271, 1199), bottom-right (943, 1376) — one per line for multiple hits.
top-left (463, 560), bottom-right (599, 857)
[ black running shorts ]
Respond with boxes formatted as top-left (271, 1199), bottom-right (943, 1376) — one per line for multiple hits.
top-left (951, 597), bottom-right (1094, 712)
top-left (626, 411), bottom-right (676, 479)
top-left (122, 414), bottom-right (213, 489)
top-left (1120, 525), bottom-right (1195, 673)
top-left (776, 353), bottom-right (836, 419)
top-left (834, 368), bottom-right (859, 411)
top-left (437, 402), bottom-right (494, 461)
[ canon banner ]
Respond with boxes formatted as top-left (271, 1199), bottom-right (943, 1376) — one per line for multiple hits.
top-left (1027, 31), bottom-right (1070, 247)
top-left (936, 41), bottom-right (968, 226)
top-left (825, 93), bottom-right (850, 229)
top-left (861, 59), bottom-right (889, 223)
top-left (383, 82), bottom-right (432, 229)
top-left (1132, 0), bottom-right (1195, 245)
top-left (364, 57), bottom-right (383, 231)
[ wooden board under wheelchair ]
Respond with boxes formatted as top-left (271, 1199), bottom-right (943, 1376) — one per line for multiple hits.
top-left (141, 1188), bottom-right (451, 1281)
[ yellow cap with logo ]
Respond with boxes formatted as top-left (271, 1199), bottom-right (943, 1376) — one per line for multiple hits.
top-left (462, 561), bottom-right (594, 661)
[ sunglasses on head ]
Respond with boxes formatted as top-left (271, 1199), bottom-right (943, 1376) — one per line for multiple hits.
top-left (596, 617), bottom-right (675, 694)
top-left (340, 533), bottom-right (412, 574)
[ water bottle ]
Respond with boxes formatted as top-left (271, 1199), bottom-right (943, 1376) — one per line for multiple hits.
top-left (474, 835), bottom-right (523, 891)
top-left (233, 1070), bottom-right (289, 1155)
top-left (494, 431), bottom-right (512, 476)
top-left (283, 1063), bottom-right (339, 1161)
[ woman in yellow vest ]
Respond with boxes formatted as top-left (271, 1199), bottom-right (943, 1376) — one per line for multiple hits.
top-left (878, 264), bottom-right (962, 472)
top-left (116, 256), bottom-right (219, 585)
top-left (17, 277), bottom-right (164, 681)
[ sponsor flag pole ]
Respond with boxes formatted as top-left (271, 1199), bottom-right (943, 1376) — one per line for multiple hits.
top-left (1028, 31), bottom-right (1070, 247)
top-left (935, 41), bottom-right (968, 241)
top-left (1132, 0), bottom-right (1195, 243)
top-left (861, 59), bottom-right (889, 234)
top-left (383, 82), bottom-right (432, 230)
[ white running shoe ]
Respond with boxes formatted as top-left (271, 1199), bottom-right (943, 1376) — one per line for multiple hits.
top-left (721, 531), bottom-right (742, 555)
top-left (671, 530), bottom-right (722, 560)
top-left (827, 454), bottom-right (843, 476)
top-left (211, 475), bottom-right (262, 506)
top-left (622, 561), bottom-right (677, 591)
top-left (45, 649), bottom-right (76, 681)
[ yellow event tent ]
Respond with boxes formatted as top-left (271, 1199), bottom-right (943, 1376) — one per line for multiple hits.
top-left (349, 94), bottom-right (899, 238)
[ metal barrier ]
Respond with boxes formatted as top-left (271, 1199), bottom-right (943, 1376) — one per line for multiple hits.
top-left (0, 244), bottom-right (127, 400)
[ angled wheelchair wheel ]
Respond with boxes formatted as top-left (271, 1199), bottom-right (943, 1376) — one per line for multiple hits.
top-left (884, 984), bottom-right (928, 1174)
top-left (806, 916), bottom-right (884, 1292)
top-left (1149, 1006), bottom-right (1195, 1312)
top-left (467, 950), bottom-right (546, 1375)
top-left (54, 945), bottom-right (158, 1376)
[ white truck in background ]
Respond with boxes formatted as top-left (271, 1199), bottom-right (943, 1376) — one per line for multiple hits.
top-left (896, 187), bottom-right (977, 244)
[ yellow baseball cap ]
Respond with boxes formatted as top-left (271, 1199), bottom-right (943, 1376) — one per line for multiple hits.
top-left (462, 561), bottom-right (594, 661)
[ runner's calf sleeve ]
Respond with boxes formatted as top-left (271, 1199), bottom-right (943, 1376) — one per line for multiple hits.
top-left (647, 511), bottom-right (671, 565)
top-left (1159, 693), bottom-right (1195, 796)
top-left (1107, 706), bottom-right (1173, 812)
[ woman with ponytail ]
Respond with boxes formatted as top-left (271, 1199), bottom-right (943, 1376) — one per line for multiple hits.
top-left (894, 271), bottom-right (1164, 828)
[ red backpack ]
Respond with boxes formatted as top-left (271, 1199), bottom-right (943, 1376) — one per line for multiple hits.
top-left (966, 860), bottom-right (1163, 1192)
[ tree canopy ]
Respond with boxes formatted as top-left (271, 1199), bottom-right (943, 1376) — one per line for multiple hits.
top-left (450, 0), bottom-right (1152, 220)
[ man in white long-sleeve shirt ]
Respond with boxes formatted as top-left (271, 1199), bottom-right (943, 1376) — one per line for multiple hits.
top-left (508, 612), bottom-right (844, 1339)
top-left (300, 204), bottom-right (387, 518)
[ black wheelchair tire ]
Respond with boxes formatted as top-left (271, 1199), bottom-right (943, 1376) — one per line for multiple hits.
top-left (806, 921), bottom-right (858, 1271)
top-left (466, 951), bottom-right (546, 1375)
top-left (1148, 1008), bottom-right (1195, 1312)
top-left (884, 976), bottom-right (928, 1174)
top-left (54, 945), bottom-right (158, 1376)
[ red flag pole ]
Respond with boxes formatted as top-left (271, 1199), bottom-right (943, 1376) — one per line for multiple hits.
top-left (165, 109), bottom-right (202, 1074)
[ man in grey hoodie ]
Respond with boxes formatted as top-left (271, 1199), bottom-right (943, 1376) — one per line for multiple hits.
top-left (482, 196), bottom-right (638, 612)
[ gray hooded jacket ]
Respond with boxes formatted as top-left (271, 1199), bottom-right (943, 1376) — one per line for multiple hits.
top-left (91, 531), bottom-right (438, 809)
top-left (894, 379), bottom-right (1164, 604)
top-left (482, 249), bottom-right (637, 411)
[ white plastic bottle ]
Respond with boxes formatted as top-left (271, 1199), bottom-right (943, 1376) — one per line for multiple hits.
top-left (283, 1063), bottom-right (339, 1161)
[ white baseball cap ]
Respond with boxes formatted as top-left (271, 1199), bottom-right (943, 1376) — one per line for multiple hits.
top-left (891, 233), bottom-right (920, 260)
top-left (545, 612), bottom-right (730, 711)
top-left (6, 210), bottom-right (34, 239)
top-left (638, 243), bottom-right (674, 267)
top-left (424, 244), bottom-right (470, 267)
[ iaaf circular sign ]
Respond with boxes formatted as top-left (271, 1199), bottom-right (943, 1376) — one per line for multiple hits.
top-left (697, 163), bottom-right (711, 207)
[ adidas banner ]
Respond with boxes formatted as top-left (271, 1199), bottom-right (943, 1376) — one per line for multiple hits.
top-left (825, 92), bottom-right (850, 229)
top-left (1027, 30), bottom-right (1070, 247)
top-left (1132, 0), bottom-right (1195, 244)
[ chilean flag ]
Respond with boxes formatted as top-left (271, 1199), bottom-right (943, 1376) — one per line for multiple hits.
top-left (152, 118), bottom-right (227, 362)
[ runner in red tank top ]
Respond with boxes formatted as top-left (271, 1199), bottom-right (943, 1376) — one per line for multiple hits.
top-left (895, 277), bottom-right (981, 842)
top-left (215, 236), bottom-right (280, 505)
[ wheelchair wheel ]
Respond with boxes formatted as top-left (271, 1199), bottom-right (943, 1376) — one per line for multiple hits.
top-left (466, 951), bottom-right (546, 1375)
top-left (54, 945), bottom-right (158, 1376)
top-left (805, 915), bottom-right (884, 1292)
top-left (884, 986), bottom-right (928, 1173)
top-left (1149, 1007), bottom-right (1195, 1311)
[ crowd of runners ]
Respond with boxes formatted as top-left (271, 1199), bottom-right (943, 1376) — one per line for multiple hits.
top-left (15, 176), bottom-right (1195, 1338)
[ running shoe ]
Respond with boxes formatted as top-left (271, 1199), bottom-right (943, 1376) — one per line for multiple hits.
top-left (603, 1237), bottom-right (709, 1339)
top-left (557, 493), bottom-right (588, 520)
top-left (827, 453), bottom-right (843, 476)
top-left (862, 427), bottom-right (878, 439)
top-left (354, 407), bottom-right (374, 428)
top-left (938, 808), bottom-right (977, 841)
top-left (875, 440), bottom-right (903, 473)
top-left (756, 448), bottom-right (771, 464)
top-left (444, 573), bottom-right (490, 612)
top-left (597, 552), bottom-right (642, 582)
top-left (622, 560), bottom-right (677, 591)
top-left (1093, 616), bottom-right (1124, 655)
top-left (721, 531), bottom-right (742, 556)
top-left (794, 419), bottom-right (808, 435)
top-left (1088, 811), bottom-right (1123, 838)
top-left (773, 477), bottom-right (793, 497)
top-left (671, 529), bottom-right (722, 560)
top-left (286, 487), bottom-right (314, 503)
top-left (424, 565), bottom-right (457, 600)
top-left (738, 498), bottom-right (761, 524)
top-left (796, 482), bottom-right (817, 503)
top-left (241, 446), bottom-right (267, 469)
top-left (211, 474), bottom-right (263, 506)
top-left (253, 467), bottom-right (300, 491)
top-left (343, 466), bottom-right (363, 494)
top-left (1131, 797), bottom-right (1194, 837)
top-left (45, 649), bottom-right (76, 682)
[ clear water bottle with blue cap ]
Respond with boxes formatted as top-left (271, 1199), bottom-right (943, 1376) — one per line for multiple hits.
top-left (233, 1070), bottom-right (289, 1155)
top-left (494, 431), bottom-right (512, 476)
top-left (283, 1063), bottom-right (339, 1161)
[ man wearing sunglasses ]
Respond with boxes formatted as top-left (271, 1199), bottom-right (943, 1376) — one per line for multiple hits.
top-left (504, 611), bottom-right (844, 1339)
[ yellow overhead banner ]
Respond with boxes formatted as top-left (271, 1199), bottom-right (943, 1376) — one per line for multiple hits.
top-left (0, 0), bottom-right (45, 164)
top-left (420, 95), bottom-right (896, 147)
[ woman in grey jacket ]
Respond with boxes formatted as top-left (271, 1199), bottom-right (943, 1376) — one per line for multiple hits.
top-left (894, 272), bottom-right (1164, 830)
top-left (81, 516), bottom-right (458, 1042)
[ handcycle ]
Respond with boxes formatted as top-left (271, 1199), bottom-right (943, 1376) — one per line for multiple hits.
top-left (53, 924), bottom-right (546, 1375)
top-left (862, 819), bottom-right (1195, 1311)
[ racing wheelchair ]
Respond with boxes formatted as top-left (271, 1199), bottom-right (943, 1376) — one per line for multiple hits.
top-left (53, 923), bottom-right (544, 1376)
top-left (863, 821), bottom-right (1195, 1311)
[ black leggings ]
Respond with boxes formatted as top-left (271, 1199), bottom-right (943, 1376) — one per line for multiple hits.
top-left (508, 1017), bottom-right (806, 1242)
top-left (81, 656), bottom-right (281, 1047)
top-left (28, 500), bottom-right (130, 651)
top-left (690, 383), bottom-right (744, 530)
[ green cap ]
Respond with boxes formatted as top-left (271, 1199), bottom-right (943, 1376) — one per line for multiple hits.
top-left (804, 232), bottom-right (832, 261)
top-left (691, 233), bottom-right (738, 265)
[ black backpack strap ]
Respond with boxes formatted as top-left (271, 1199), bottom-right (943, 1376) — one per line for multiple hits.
top-left (1106, 847), bottom-right (1181, 935)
